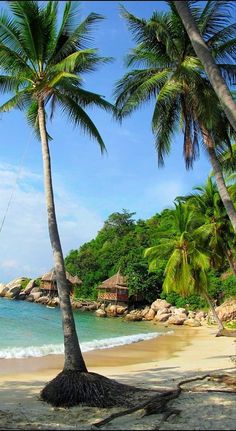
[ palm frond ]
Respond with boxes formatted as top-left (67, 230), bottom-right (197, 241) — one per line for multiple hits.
top-left (0, 88), bottom-right (32, 112)
top-left (55, 91), bottom-right (107, 153)
top-left (49, 8), bottom-right (104, 64)
top-left (9, 1), bottom-right (41, 67)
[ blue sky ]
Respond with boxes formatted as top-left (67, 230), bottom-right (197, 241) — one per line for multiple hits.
top-left (0, 1), bottom-right (213, 282)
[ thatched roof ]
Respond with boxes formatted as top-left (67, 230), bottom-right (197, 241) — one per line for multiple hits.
top-left (98, 272), bottom-right (128, 290)
top-left (41, 269), bottom-right (82, 285)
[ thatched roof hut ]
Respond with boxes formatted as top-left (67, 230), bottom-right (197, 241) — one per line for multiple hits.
top-left (97, 271), bottom-right (128, 303)
top-left (40, 269), bottom-right (82, 295)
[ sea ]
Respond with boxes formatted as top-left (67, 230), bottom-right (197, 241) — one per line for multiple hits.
top-left (0, 298), bottom-right (172, 359)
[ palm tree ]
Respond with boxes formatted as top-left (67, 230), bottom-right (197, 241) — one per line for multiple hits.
top-left (114, 2), bottom-right (236, 231)
top-left (144, 202), bottom-right (224, 333)
top-left (178, 176), bottom-right (236, 276)
top-left (0, 1), bottom-right (126, 407)
top-left (174, 1), bottom-right (236, 132)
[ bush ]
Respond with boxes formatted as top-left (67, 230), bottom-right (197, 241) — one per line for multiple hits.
top-left (221, 275), bottom-right (236, 299)
top-left (20, 278), bottom-right (31, 290)
top-left (160, 291), bottom-right (207, 310)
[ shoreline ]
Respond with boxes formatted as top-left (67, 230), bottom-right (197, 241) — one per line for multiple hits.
top-left (0, 324), bottom-right (235, 430)
top-left (0, 324), bottom-right (235, 380)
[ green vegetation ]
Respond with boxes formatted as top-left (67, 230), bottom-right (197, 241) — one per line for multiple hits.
top-left (65, 176), bottom-right (236, 311)
top-left (114, 1), bottom-right (236, 231)
top-left (20, 278), bottom-right (31, 290)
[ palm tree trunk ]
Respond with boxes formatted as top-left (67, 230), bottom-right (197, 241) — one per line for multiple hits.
top-left (225, 248), bottom-right (236, 277)
top-left (200, 126), bottom-right (236, 232)
top-left (38, 99), bottom-right (87, 373)
top-left (174, 1), bottom-right (236, 132)
top-left (202, 291), bottom-right (224, 333)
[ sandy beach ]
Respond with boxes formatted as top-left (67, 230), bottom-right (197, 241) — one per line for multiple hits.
top-left (0, 324), bottom-right (235, 430)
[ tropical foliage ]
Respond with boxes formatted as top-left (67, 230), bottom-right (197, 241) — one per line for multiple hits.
top-left (65, 177), bottom-right (236, 311)
top-left (114, 1), bottom-right (236, 230)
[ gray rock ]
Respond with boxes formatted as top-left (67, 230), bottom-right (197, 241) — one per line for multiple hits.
top-left (151, 299), bottom-right (171, 311)
top-left (95, 308), bottom-right (107, 318)
top-left (167, 315), bottom-right (186, 325)
top-left (183, 318), bottom-right (201, 327)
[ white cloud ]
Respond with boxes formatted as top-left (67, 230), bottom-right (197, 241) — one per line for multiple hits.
top-left (0, 162), bottom-right (103, 283)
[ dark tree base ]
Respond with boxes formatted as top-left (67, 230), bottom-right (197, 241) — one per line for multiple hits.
top-left (40, 370), bottom-right (140, 408)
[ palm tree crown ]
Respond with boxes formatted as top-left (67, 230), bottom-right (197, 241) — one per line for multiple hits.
top-left (0, 1), bottom-right (113, 143)
top-left (114, 0), bottom-right (236, 232)
top-left (115, 1), bottom-right (236, 168)
top-left (145, 202), bottom-right (209, 297)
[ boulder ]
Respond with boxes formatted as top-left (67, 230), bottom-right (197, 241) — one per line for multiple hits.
top-left (47, 297), bottom-right (59, 307)
top-left (23, 279), bottom-right (35, 295)
top-left (151, 299), bottom-right (171, 312)
top-left (95, 308), bottom-right (107, 318)
top-left (171, 307), bottom-right (188, 316)
top-left (4, 277), bottom-right (28, 299)
top-left (188, 311), bottom-right (196, 319)
top-left (167, 315), bottom-right (186, 325)
top-left (0, 284), bottom-right (7, 297)
top-left (216, 298), bottom-right (236, 322)
top-left (35, 296), bottom-right (49, 305)
top-left (141, 306), bottom-right (150, 317)
top-left (116, 305), bottom-right (127, 315)
top-left (144, 308), bottom-right (156, 321)
top-left (26, 291), bottom-right (42, 302)
top-left (5, 286), bottom-right (21, 299)
top-left (105, 304), bottom-right (118, 317)
top-left (195, 311), bottom-right (206, 321)
top-left (183, 318), bottom-right (201, 327)
top-left (18, 292), bottom-right (26, 300)
top-left (124, 312), bottom-right (142, 322)
top-left (86, 303), bottom-right (99, 311)
top-left (30, 287), bottom-right (40, 294)
top-left (154, 313), bottom-right (170, 322)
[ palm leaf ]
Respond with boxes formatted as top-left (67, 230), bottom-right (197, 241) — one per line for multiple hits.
top-left (55, 91), bottom-right (107, 153)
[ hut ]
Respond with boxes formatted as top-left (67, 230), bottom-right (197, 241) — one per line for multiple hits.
top-left (40, 269), bottom-right (82, 297)
top-left (97, 271), bottom-right (128, 304)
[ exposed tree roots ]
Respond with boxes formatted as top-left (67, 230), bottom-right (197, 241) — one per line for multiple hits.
top-left (40, 370), bottom-right (144, 408)
top-left (93, 373), bottom-right (235, 428)
top-left (215, 328), bottom-right (236, 337)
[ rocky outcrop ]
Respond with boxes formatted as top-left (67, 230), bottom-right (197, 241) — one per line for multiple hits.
top-left (4, 278), bottom-right (28, 299)
top-left (216, 298), bottom-right (236, 322)
top-left (151, 299), bottom-right (171, 311)
top-left (1, 276), bottom-right (235, 329)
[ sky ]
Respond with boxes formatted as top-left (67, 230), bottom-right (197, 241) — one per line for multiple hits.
top-left (0, 0), bottom-right (217, 283)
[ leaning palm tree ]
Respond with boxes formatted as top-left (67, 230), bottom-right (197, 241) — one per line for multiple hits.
top-left (0, 0), bottom-right (129, 407)
top-left (114, 1), bottom-right (236, 230)
top-left (174, 0), bottom-right (236, 132)
top-left (144, 202), bottom-right (224, 333)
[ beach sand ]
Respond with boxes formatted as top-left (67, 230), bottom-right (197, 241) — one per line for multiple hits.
top-left (0, 324), bottom-right (235, 430)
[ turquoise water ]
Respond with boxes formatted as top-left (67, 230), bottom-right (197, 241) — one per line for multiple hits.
top-left (0, 298), bottom-right (171, 358)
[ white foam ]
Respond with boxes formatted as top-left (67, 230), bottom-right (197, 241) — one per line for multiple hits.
top-left (0, 331), bottom-right (173, 359)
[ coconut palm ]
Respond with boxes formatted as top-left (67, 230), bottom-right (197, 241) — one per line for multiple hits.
top-left (174, 1), bottom-right (236, 132)
top-left (0, 0), bottom-right (126, 407)
top-left (178, 176), bottom-right (236, 276)
top-left (144, 202), bottom-right (224, 333)
top-left (114, 1), bottom-right (236, 231)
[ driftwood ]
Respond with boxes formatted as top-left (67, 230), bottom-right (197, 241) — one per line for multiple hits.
top-left (93, 374), bottom-right (211, 428)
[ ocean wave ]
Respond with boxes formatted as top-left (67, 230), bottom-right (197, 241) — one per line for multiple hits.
top-left (0, 331), bottom-right (172, 359)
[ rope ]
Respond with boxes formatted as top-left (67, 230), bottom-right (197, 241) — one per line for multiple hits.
top-left (0, 131), bottom-right (33, 235)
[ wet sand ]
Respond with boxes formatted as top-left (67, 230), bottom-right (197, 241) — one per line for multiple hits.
top-left (0, 324), bottom-right (235, 430)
